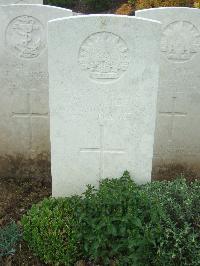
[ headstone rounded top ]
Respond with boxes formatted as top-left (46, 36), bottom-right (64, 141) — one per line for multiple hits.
top-left (0, 3), bottom-right (72, 13)
top-left (136, 7), bottom-right (200, 64)
top-left (1, 4), bottom-right (72, 61)
top-left (49, 15), bottom-right (160, 84)
top-left (0, 0), bottom-right (43, 4)
top-left (49, 14), bottom-right (161, 26)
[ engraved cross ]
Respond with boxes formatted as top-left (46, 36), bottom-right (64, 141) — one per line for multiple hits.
top-left (159, 93), bottom-right (187, 142)
top-left (80, 124), bottom-right (125, 178)
top-left (12, 89), bottom-right (48, 154)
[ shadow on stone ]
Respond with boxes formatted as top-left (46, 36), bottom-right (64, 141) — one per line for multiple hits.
top-left (0, 152), bottom-right (51, 181)
top-left (152, 163), bottom-right (200, 182)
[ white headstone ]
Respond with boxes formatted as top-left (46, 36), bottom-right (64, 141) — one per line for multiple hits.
top-left (0, 5), bottom-right (72, 176)
top-left (48, 15), bottom-right (161, 197)
top-left (0, 0), bottom-right (43, 4)
top-left (136, 7), bottom-right (200, 169)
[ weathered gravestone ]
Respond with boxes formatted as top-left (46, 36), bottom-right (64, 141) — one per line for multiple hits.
top-left (0, 5), bottom-right (72, 177)
top-left (0, 0), bottom-right (43, 4)
top-left (136, 8), bottom-right (200, 171)
top-left (48, 15), bottom-right (161, 197)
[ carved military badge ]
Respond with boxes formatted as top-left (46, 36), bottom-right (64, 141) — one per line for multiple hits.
top-left (161, 21), bottom-right (200, 62)
top-left (6, 15), bottom-right (45, 59)
top-left (79, 31), bottom-right (130, 82)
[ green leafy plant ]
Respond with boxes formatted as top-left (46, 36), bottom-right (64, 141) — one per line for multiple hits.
top-left (0, 221), bottom-right (21, 258)
top-left (75, 171), bottom-right (163, 265)
top-left (143, 178), bottom-right (200, 265)
top-left (21, 196), bottom-right (81, 265)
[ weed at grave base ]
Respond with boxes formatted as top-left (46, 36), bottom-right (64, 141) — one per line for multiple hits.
top-left (0, 221), bottom-right (22, 264)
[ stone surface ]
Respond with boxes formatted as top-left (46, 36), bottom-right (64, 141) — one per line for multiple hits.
top-left (0, 5), bottom-right (72, 176)
top-left (136, 7), bottom-right (200, 170)
top-left (48, 15), bottom-right (161, 197)
top-left (0, 0), bottom-right (43, 4)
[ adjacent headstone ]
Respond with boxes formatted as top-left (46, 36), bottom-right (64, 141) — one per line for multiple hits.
top-left (136, 7), bottom-right (200, 170)
top-left (48, 15), bottom-right (161, 197)
top-left (0, 0), bottom-right (43, 4)
top-left (0, 5), bottom-right (72, 176)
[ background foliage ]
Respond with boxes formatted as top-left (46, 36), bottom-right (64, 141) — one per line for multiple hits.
top-left (44, 0), bottom-right (118, 12)
top-left (44, 0), bottom-right (77, 9)
top-left (74, 171), bottom-right (162, 265)
top-left (135, 0), bottom-right (194, 9)
top-left (44, 0), bottom-right (200, 12)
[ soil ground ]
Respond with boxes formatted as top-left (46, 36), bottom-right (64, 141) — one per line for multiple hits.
top-left (0, 175), bottom-right (51, 265)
